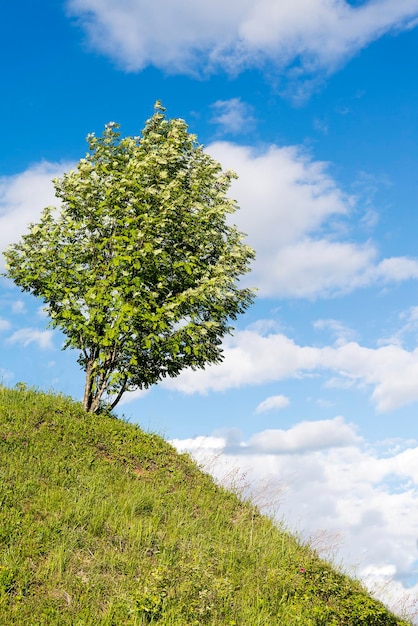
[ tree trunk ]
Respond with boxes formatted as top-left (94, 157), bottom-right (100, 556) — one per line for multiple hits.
top-left (109, 377), bottom-right (128, 411)
top-left (82, 349), bottom-right (120, 413)
top-left (89, 377), bottom-right (108, 413)
top-left (83, 360), bottom-right (93, 412)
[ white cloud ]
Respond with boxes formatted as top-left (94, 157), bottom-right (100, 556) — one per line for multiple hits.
top-left (208, 141), bottom-right (418, 298)
top-left (66, 0), bottom-right (418, 80)
top-left (212, 141), bottom-right (351, 246)
top-left (323, 341), bottom-right (418, 412)
top-left (0, 318), bottom-right (11, 331)
top-left (174, 417), bottom-right (361, 456)
top-left (262, 238), bottom-right (377, 297)
top-left (362, 569), bottom-right (418, 624)
top-left (247, 417), bottom-right (361, 453)
top-left (375, 256), bottom-right (418, 281)
top-left (163, 329), bottom-right (319, 394)
top-left (210, 98), bottom-right (255, 134)
top-left (172, 422), bottom-right (418, 621)
top-left (6, 328), bottom-right (54, 350)
top-left (163, 325), bottom-right (418, 413)
top-left (255, 394), bottom-right (290, 414)
top-left (0, 161), bottom-right (71, 272)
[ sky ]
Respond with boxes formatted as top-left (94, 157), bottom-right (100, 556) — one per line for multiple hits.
top-left (1, 0), bottom-right (418, 618)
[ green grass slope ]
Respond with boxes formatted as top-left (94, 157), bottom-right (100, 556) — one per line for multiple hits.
top-left (0, 385), bottom-right (411, 625)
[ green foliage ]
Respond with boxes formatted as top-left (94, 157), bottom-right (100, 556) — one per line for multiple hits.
top-left (2, 102), bottom-right (255, 412)
top-left (0, 385), bottom-right (412, 625)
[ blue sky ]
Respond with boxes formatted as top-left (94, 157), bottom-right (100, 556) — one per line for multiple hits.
top-left (2, 0), bottom-right (418, 617)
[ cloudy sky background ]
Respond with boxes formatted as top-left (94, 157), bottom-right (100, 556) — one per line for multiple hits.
top-left (2, 0), bottom-right (418, 618)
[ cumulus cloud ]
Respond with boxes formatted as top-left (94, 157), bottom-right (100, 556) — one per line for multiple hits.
top-left (255, 394), bottom-right (290, 414)
top-left (66, 0), bottom-right (418, 81)
top-left (0, 161), bottom-right (71, 272)
top-left (208, 141), bottom-right (418, 298)
top-left (163, 329), bottom-right (319, 394)
top-left (6, 328), bottom-right (54, 350)
top-left (247, 417), bottom-right (361, 453)
top-left (163, 325), bottom-right (418, 413)
top-left (263, 239), bottom-right (377, 297)
top-left (172, 422), bottom-right (418, 619)
top-left (324, 341), bottom-right (418, 412)
top-left (375, 256), bottom-right (418, 282)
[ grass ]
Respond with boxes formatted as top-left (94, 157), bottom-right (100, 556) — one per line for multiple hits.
top-left (0, 384), bottom-right (412, 625)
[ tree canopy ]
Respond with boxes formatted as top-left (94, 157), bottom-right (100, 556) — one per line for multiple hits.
top-left (3, 103), bottom-right (255, 412)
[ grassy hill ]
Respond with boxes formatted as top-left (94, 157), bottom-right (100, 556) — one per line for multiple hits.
top-left (0, 384), bottom-right (411, 625)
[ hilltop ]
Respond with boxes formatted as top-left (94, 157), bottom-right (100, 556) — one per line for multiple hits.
top-left (0, 385), bottom-right (411, 625)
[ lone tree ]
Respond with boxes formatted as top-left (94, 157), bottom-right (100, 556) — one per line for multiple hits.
top-left (3, 103), bottom-right (255, 412)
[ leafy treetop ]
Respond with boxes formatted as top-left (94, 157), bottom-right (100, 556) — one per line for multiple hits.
top-left (3, 102), bottom-right (255, 412)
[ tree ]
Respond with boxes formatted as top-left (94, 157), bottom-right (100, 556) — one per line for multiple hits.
top-left (3, 103), bottom-right (255, 413)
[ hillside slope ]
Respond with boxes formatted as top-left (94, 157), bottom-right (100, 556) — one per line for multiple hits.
top-left (0, 385), bottom-right (411, 625)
